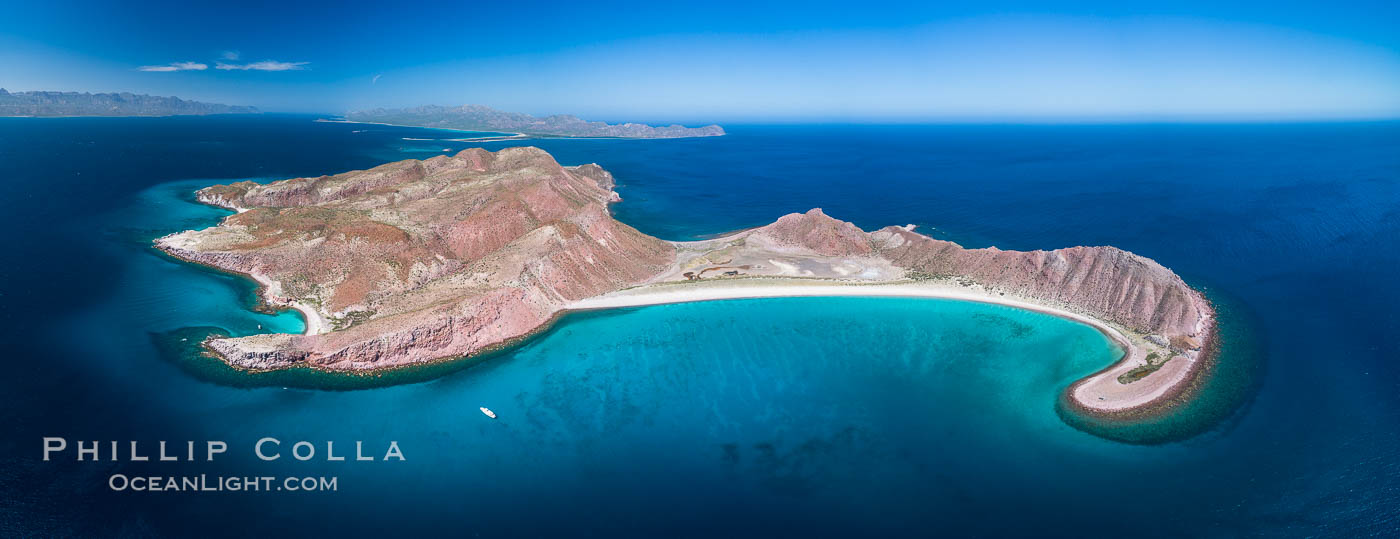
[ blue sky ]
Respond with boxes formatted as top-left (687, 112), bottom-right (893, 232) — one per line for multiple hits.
top-left (2, 0), bottom-right (1398, 121)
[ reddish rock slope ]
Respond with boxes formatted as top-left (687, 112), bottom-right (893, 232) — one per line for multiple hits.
top-left (748, 208), bottom-right (1209, 342)
top-left (158, 147), bottom-right (674, 370)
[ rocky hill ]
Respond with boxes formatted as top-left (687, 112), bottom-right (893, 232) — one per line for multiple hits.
top-left (750, 208), bottom-right (1208, 339)
top-left (158, 147), bottom-right (674, 370)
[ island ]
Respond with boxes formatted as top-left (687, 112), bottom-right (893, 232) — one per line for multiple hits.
top-left (156, 147), bottom-right (1215, 420)
top-left (344, 105), bottom-right (724, 139)
top-left (0, 89), bottom-right (259, 117)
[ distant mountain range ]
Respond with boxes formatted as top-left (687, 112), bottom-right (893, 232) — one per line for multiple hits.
top-left (346, 105), bottom-right (724, 138)
top-left (0, 89), bottom-right (259, 117)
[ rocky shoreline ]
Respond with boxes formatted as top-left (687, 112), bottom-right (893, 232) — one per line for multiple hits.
top-left (155, 146), bottom-right (1216, 418)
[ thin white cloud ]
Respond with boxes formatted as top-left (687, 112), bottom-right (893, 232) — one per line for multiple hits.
top-left (138, 61), bottom-right (208, 72)
top-left (221, 50), bottom-right (241, 61)
top-left (215, 60), bottom-right (309, 71)
top-left (372, 74), bottom-right (382, 84)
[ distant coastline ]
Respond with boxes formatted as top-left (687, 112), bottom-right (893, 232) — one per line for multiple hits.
top-left (0, 89), bottom-right (259, 117)
top-left (344, 104), bottom-right (725, 139)
top-left (317, 117), bottom-right (529, 141)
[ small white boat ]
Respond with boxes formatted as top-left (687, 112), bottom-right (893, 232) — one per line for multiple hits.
top-left (479, 407), bottom-right (497, 419)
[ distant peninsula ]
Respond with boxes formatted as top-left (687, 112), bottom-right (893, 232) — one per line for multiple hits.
top-left (0, 89), bottom-right (259, 117)
top-left (344, 105), bottom-right (724, 138)
top-left (157, 147), bottom-right (1215, 421)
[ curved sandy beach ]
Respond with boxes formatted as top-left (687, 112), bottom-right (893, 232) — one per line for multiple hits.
top-left (569, 278), bottom-right (1203, 415)
top-left (248, 272), bottom-right (331, 336)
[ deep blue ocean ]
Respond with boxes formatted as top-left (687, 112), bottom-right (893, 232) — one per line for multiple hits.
top-left (1, 115), bottom-right (1397, 537)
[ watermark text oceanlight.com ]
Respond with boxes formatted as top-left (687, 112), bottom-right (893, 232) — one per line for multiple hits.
top-left (108, 474), bottom-right (338, 492)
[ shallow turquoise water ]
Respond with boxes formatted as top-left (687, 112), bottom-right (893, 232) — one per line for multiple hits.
top-left (88, 179), bottom-right (306, 337)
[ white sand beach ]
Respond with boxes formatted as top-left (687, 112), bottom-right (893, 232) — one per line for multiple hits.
top-left (249, 272), bottom-right (331, 335)
top-left (569, 278), bottom-right (1187, 413)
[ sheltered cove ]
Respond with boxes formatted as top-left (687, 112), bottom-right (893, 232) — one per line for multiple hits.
top-left (155, 147), bottom-right (1217, 421)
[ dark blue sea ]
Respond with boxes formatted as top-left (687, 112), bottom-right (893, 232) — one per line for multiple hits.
top-left (1, 115), bottom-right (1397, 537)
